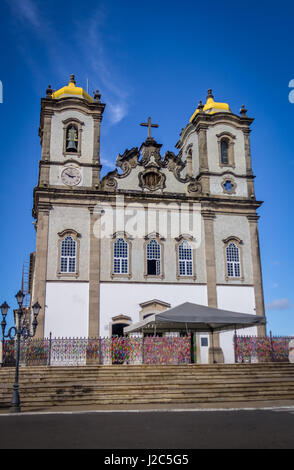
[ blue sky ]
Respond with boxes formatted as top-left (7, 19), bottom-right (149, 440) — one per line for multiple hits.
top-left (0, 0), bottom-right (293, 335)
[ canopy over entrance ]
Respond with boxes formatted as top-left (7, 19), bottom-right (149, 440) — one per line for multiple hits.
top-left (124, 302), bottom-right (266, 335)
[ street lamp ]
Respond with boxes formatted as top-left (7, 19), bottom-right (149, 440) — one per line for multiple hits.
top-left (15, 290), bottom-right (25, 308)
top-left (1, 291), bottom-right (41, 413)
top-left (1, 302), bottom-right (10, 369)
top-left (1, 301), bottom-right (10, 318)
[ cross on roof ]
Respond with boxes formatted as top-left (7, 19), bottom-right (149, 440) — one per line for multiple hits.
top-left (140, 117), bottom-right (159, 139)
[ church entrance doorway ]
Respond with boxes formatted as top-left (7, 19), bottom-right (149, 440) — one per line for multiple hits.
top-left (112, 323), bottom-right (128, 337)
top-left (111, 323), bottom-right (129, 364)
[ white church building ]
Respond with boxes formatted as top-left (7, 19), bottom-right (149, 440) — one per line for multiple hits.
top-left (29, 75), bottom-right (266, 363)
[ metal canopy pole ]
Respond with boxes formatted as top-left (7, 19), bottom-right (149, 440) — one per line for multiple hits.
top-left (234, 326), bottom-right (237, 364)
top-left (209, 326), bottom-right (216, 364)
top-left (190, 330), bottom-right (194, 364)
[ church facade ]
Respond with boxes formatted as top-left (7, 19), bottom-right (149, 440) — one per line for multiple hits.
top-left (29, 75), bottom-right (266, 363)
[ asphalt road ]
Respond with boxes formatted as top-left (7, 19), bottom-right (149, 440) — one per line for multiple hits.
top-left (0, 408), bottom-right (294, 450)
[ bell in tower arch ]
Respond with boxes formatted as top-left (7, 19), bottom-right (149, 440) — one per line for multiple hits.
top-left (66, 125), bottom-right (78, 152)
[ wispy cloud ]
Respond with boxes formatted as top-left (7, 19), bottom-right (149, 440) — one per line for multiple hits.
top-left (6, 0), bottom-right (41, 29)
top-left (101, 157), bottom-right (115, 169)
top-left (266, 298), bottom-right (293, 311)
top-left (74, 9), bottom-right (129, 125)
top-left (5, 1), bottom-right (130, 125)
top-left (108, 103), bottom-right (128, 125)
top-left (4, 0), bottom-right (67, 85)
top-left (270, 282), bottom-right (279, 289)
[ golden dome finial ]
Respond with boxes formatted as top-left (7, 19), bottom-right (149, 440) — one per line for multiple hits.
top-left (189, 89), bottom-right (231, 122)
top-left (207, 89), bottom-right (214, 100)
top-left (69, 74), bottom-right (76, 86)
top-left (51, 75), bottom-right (94, 102)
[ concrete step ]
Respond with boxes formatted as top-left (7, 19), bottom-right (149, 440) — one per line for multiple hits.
top-left (1, 363), bottom-right (294, 411)
top-left (3, 390), bottom-right (294, 411)
top-left (2, 387), bottom-right (294, 405)
top-left (2, 363), bottom-right (294, 372)
top-left (1, 376), bottom-right (294, 390)
top-left (1, 366), bottom-right (294, 377)
top-left (1, 372), bottom-right (293, 384)
top-left (2, 383), bottom-right (294, 400)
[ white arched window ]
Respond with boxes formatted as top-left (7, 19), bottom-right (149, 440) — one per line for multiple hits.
top-left (147, 239), bottom-right (161, 276)
top-left (178, 240), bottom-right (193, 276)
top-left (226, 242), bottom-right (241, 278)
top-left (113, 238), bottom-right (128, 274)
top-left (60, 236), bottom-right (77, 273)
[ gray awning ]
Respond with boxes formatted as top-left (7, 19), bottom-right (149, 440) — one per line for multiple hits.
top-left (124, 302), bottom-right (266, 334)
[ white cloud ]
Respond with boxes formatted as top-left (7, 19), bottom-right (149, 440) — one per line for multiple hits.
top-left (6, 1), bottom-right (130, 124)
top-left (101, 157), bottom-right (115, 169)
top-left (266, 298), bottom-right (293, 310)
top-left (73, 9), bottom-right (129, 125)
top-left (108, 103), bottom-right (128, 125)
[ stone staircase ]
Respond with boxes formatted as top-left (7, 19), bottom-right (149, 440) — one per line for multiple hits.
top-left (1, 363), bottom-right (294, 411)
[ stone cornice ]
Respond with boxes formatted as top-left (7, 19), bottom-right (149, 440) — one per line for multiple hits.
top-left (176, 112), bottom-right (254, 149)
top-left (191, 111), bottom-right (254, 132)
top-left (41, 96), bottom-right (106, 113)
top-left (175, 123), bottom-right (194, 148)
top-left (88, 205), bottom-right (105, 216)
top-left (195, 170), bottom-right (256, 180)
top-left (247, 214), bottom-right (260, 222)
top-left (39, 160), bottom-right (102, 169)
top-left (33, 185), bottom-right (263, 203)
top-left (34, 202), bottom-right (53, 218)
top-left (201, 210), bottom-right (216, 220)
top-left (39, 96), bottom-right (106, 134)
top-left (32, 185), bottom-right (263, 218)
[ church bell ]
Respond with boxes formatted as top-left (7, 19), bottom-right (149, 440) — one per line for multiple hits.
top-left (67, 138), bottom-right (78, 152)
top-left (66, 126), bottom-right (78, 152)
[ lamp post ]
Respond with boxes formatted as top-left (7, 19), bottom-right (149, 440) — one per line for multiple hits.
top-left (1, 291), bottom-right (41, 413)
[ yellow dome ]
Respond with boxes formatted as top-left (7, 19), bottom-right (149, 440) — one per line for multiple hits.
top-left (52, 75), bottom-right (93, 103)
top-left (190, 90), bottom-right (230, 122)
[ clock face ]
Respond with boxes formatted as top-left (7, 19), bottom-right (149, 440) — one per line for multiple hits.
top-left (61, 167), bottom-right (81, 186)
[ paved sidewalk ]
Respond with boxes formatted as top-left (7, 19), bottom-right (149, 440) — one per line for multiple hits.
top-left (1, 399), bottom-right (294, 415)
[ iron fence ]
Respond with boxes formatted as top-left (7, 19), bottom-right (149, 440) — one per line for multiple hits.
top-left (2, 335), bottom-right (191, 367)
top-left (2, 340), bottom-right (16, 367)
top-left (3, 334), bottom-right (292, 367)
top-left (234, 335), bottom-right (294, 363)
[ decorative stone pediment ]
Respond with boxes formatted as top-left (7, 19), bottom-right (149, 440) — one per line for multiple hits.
top-left (140, 137), bottom-right (162, 167)
top-left (116, 148), bottom-right (140, 174)
top-left (139, 167), bottom-right (166, 192)
top-left (162, 151), bottom-right (185, 179)
top-left (100, 137), bottom-right (202, 195)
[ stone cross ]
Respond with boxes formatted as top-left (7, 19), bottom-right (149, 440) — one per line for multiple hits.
top-left (140, 117), bottom-right (159, 139)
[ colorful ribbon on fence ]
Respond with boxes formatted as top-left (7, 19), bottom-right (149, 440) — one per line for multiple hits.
top-left (2, 335), bottom-right (192, 366)
top-left (235, 336), bottom-right (293, 363)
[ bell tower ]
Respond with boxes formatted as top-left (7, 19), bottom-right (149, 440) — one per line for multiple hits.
top-left (32, 76), bottom-right (105, 338)
top-left (38, 75), bottom-right (105, 190)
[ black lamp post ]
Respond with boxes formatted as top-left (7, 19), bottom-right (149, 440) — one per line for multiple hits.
top-left (1, 301), bottom-right (10, 365)
top-left (1, 291), bottom-right (41, 413)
